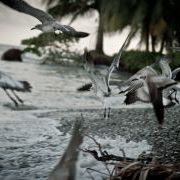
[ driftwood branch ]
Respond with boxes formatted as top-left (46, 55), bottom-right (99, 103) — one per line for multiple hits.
top-left (81, 135), bottom-right (180, 180)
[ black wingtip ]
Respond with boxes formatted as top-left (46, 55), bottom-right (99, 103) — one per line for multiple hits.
top-left (20, 81), bottom-right (32, 92)
top-left (74, 31), bottom-right (89, 38)
top-left (77, 83), bottom-right (92, 91)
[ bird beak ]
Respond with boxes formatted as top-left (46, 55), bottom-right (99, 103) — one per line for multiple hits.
top-left (31, 27), bottom-right (36, 30)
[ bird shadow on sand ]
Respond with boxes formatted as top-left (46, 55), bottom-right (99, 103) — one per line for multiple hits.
top-left (3, 103), bottom-right (38, 111)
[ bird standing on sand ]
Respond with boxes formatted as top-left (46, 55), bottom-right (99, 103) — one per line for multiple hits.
top-left (0, 0), bottom-right (89, 38)
top-left (0, 71), bottom-right (32, 106)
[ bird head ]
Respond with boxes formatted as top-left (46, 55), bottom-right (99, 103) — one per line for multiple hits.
top-left (31, 24), bottom-right (42, 31)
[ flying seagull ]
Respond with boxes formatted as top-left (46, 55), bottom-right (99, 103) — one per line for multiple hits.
top-left (83, 49), bottom-right (111, 118)
top-left (118, 57), bottom-right (177, 124)
top-left (0, 0), bottom-right (89, 38)
top-left (0, 71), bottom-right (32, 106)
top-left (82, 32), bottom-right (132, 118)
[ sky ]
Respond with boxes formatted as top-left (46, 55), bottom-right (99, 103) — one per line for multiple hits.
top-left (0, 0), bottom-right (140, 55)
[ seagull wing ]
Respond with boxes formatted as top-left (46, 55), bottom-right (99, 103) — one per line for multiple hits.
top-left (172, 67), bottom-right (180, 79)
top-left (147, 76), bottom-right (177, 124)
top-left (83, 50), bottom-right (108, 95)
top-left (106, 31), bottom-right (133, 89)
top-left (159, 58), bottom-right (172, 78)
top-left (147, 77), bottom-right (164, 124)
top-left (0, 0), bottom-right (54, 23)
top-left (54, 24), bottom-right (89, 38)
top-left (119, 66), bottom-right (157, 93)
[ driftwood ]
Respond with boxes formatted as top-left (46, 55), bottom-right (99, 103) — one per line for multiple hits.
top-left (81, 135), bottom-right (180, 180)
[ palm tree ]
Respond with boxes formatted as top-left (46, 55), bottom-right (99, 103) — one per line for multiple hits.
top-left (43, 0), bottom-right (126, 54)
top-left (44, 0), bottom-right (180, 54)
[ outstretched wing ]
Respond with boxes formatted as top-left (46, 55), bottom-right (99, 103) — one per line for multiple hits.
top-left (83, 50), bottom-right (108, 95)
top-left (106, 31), bottom-right (133, 91)
top-left (147, 77), bottom-right (164, 124)
top-left (158, 57), bottom-right (172, 78)
top-left (172, 67), bottom-right (180, 79)
top-left (0, 0), bottom-right (54, 23)
top-left (55, 24), bottom-right (89, 38)
top-left (147, 75), bottom-right (177, 124)
top-left (119, 66), bottom-right (157, 93)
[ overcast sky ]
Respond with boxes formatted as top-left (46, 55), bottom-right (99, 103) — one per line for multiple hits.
top-left (0, 0), bottom-right (140, 55)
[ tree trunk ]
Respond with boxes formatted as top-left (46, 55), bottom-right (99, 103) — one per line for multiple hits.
top-left (95, 12), bottom-right (104, 54)
top-left (159, 36), bottom-right (165, 53)
top-left (151, 35), bottom-right (156, 52)
top-left (145, 30), bottom-right (149, 52)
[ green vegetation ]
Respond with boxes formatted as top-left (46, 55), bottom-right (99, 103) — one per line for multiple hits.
top-left (121, 50), bottom-right (180, 73)
top-left (22, 32), bottom-right (80, 64)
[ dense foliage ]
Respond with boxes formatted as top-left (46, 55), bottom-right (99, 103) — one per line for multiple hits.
top-left (22, 32), bottom-right (80, 64)
top-left (43, 0), bottom-right (180, 53)
top-left (121, 50), bottom-right (180, 72)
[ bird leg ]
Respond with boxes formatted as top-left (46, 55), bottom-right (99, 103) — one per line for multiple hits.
top-left (3, 89), bottom-right (18, 106)
top-left (108, 108), bottom-right (110, 118)
top-left (11, 90), bottom-right (24, 104)
top-left (103, 108), bottom-right (107, 119)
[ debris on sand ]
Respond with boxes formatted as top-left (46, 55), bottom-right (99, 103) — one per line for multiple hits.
top-left (81, 135), bottom-right (180, 180)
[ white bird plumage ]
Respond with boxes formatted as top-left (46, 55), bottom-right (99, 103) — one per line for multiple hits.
top-left (0, 71), bottom-right (32, 106)
top-left (83, 32), bottom-right (133, 118)
top-left (0, 0), bottom-right (89, 38)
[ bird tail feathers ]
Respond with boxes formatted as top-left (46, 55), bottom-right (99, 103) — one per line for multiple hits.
top-left (19, 81), bottom-right (32, 92)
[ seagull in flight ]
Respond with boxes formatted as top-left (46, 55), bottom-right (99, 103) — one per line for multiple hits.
top-left (0, 0), bottom-right (89, 38)
top-left (83, 32), bottom-right (133, 118)
top-left (0, 71), bottom-right (32, 106)
top-left (118, 57), bottom-right (177, 124)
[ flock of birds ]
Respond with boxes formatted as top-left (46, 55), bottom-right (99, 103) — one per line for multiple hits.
top-left (0, 0), bottom-right (180, 179)
top-left (0, 0), bottom-right (180, 126)
top-left (83, 33), bottom-right (180, 125)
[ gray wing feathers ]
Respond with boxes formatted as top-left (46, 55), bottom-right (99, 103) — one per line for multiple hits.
top-left (55, 23), bottom-right (89, 37)
top-left (106, 31), bottom-right (133, 88)
top-left (120, 66), bottom-right (157, 90)
top-left (172, 67), bottom-right (180, 79)
top-left (159, 60), bottom-right (172, 78)
top-left (0, 0), bottom-right (54, 23)
top-left (83, 50), bottom-right (108, 95)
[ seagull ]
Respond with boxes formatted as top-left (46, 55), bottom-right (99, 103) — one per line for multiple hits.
top-left (163, 67), bottom-right (180, 106)
top-left (118, 57), bottom-right (177, 124)
top-left (83, 32), bottom-right (133, 118)
top-left (0, 0), bottom-right (89, 38)
top-left (0, 71), bottom-right (32, 106)
top-left (83, 49), bottom-right (111, 118)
